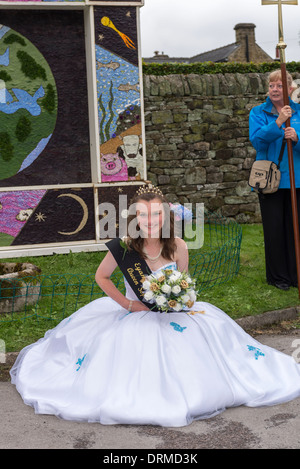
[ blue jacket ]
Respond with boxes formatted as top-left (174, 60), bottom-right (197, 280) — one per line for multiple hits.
top-left (249, 97), bottom-right (300, 188)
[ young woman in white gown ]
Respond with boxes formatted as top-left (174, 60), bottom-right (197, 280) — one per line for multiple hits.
top-left (10, 184), bottom-right (300, 427)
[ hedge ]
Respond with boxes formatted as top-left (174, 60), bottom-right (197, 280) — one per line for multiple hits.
top-left (142, 61), bottom-right (300, 76)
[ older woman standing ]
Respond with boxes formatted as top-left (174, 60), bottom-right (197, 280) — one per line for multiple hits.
top-left (249, 70), bottom-right (300, 290)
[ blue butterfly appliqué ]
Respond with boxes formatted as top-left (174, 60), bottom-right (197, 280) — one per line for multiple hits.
top-left (170, 322), bottom-right (187, 333)
top-left (76, 354), bottom-right (87, 371)
top-left (247, 345), bottom-right (265, 360)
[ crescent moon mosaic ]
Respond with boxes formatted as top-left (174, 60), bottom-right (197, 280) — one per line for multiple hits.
top-left (57, 193), bottom-right (89, 236)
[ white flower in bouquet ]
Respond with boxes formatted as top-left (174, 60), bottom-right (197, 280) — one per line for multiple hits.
top-left (144, 290), bottom-right (154, 302)
top-left (171, 284), bottom-right (181, 295)
top-left (142, 267), bottom-right (199, 313)
top-left (181, 293), bottom-right (190, 303)
top-left (142, 279), bottom-right (151, 290)
top-left (156, 295), bottom-right (167, 307)
top-left (169, 271), bottom-right (181, 283)
top-left (161, 283), bottom-right (172, 295)
top-left (189, 290), bottom-right (197, 302)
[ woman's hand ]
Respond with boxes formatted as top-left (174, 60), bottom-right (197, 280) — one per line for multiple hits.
top-left (284, 126), bottom-right (299, 142)
top-left (276, 105), bottom-right (292, 127)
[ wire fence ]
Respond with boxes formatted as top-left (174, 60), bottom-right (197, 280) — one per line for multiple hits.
top-left (189, 211), bottom-right (242, 292)
top-left (0, 212), bottom-right (242, 323)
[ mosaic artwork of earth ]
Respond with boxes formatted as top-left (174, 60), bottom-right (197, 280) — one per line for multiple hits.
top-left (0, 24), bottom-right (57, 181)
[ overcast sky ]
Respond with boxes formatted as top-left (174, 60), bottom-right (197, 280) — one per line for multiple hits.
top-left (140, 0), bottom-right (300, 62)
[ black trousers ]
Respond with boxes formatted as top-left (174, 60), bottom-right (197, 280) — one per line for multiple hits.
top-left (258, 189), bottom-right (300, 286)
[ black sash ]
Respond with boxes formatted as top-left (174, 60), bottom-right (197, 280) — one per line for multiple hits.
top-left (106, 237), bottom-right (154, 309)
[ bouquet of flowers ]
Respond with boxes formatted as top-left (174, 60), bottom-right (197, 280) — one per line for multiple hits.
top-left (142, 268), bottom-right (198, 313)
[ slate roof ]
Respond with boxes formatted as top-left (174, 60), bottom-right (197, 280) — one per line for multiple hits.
top-left (143, 43), bottom-right (241, 64)
top-left (189, 43), bottom-right (240, 63)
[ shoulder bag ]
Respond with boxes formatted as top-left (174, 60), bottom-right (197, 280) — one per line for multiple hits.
top-left (248, 139), bottom-right (286, 194)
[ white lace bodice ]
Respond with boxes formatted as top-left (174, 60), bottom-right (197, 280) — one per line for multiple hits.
top-left (124, 262), bottom-right (177, 301)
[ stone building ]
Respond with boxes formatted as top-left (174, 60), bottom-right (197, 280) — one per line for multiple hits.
top-left (144, 23), bottom-right (274, 64)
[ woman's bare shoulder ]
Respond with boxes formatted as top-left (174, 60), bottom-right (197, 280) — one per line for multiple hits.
top-left (174, 236), bottom-right (188, 251)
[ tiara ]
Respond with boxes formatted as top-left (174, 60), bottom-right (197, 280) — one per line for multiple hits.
top-left (136, 181), bottom-right (163, 197)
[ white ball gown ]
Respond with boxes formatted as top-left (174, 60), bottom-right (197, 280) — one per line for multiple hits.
top-left (10, 262), bottom-right (300, 427)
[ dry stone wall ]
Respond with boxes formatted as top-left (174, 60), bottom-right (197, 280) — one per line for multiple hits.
top-left (143, 72), bottom-right (300, 223)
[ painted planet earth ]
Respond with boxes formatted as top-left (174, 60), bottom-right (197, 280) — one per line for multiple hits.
top-left (0, 25), bottom-right (57, 181)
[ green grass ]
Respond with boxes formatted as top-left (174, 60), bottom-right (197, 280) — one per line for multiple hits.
top-left (0, 233), bottom-right (14, 247)
top-left (0, 224), bottom-right (299, 352)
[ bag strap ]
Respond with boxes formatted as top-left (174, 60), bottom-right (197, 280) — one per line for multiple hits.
top-left (277, 138), bottom-right (286, 170)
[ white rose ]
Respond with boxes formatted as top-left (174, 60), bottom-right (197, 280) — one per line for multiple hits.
top-left (172, 285), bottom-right (181, 295)
top-left (142, 280), bottom-right (151, 290)
top-left (181, 294), bottom-right (190, 303)
top-left (144, 291), bottom-right (154, 301)
top-left (172, 302), bottom-right (182, 312)
top-left (169, 271), bottom-right (182, 282)
top-left (189, 290), bottom-right (197, 302)
top-left (156, 295), bottom-right (167, 306)
top-left (161, 284), bottom-right (171, 294)
top-left (173, 271), bottom-right (182, 279)
top-left (169, 274), bottom-right (178, 283)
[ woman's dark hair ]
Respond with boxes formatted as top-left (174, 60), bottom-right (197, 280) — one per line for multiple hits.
top-left (126, 191), bottom-right (176, 261)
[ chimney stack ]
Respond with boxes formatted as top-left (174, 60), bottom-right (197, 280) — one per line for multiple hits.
top-left (234, 23), bottom-right (256, 62)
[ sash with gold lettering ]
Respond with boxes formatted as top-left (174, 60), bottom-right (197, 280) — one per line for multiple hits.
top-left (106, 237), bottom-right (154, 309)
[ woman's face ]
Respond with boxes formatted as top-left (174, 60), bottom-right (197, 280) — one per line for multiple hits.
top-left (136, 198), bottom-right (165, 238)
top-left (269, 80), bottom-right (293, 105)
top-left (269, 80), bottom-right (284, 104)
